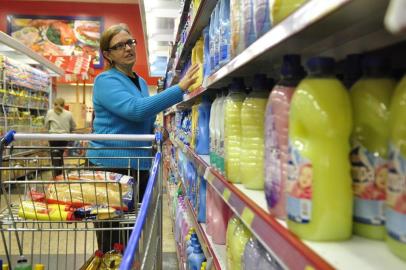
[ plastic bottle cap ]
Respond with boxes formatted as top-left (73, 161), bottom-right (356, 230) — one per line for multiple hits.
top-left (17, 257), bottom-right (27, 263)
top-left (281, 54), bottom-right (305, 78)
top-left (361, 55), bottom-right (389, 76)
top-left (306, 57), bottom-right (335, 76)
top-left (229, 77), bottom-right (246, 92)
top-left (95, 250), bottom-right (104, 257)
top-left (252, 74), bottom-right (268, 91)
top-left (114, 243), bottom-right (124, 252)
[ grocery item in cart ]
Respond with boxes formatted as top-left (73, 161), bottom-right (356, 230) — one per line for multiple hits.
top-left (240, 74), bottom-right (269, 189)
top-left (32, 171), bottom-right (134, 210)
top-left (100, 243), bottom-right (123, 269)
top-left (288, 57), bottom-right (353, 241)
top-left (387, 74), bottom-right (406, 261)
top-left (265, 54), bottom-right (305, 219)
top-left (350, 56), bottom-right (396, 240)
top-left (224, 78), bottom-right (246, 183)
top-left (80, 250), bottom-right (104, 270)
top-left (18, 201), bottom-right (75, 221)
top-left (14, 257), bottom-right (31, 270)
top-left (74, 205), bottom-right (122, 220)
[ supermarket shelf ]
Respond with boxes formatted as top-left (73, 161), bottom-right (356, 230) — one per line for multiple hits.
top-left (173, 163), bottom-right (224, 270)
top-left (168, 0), bottom-right (406, 106)
top-left (170, 0), bottom-right (217, 80)
top-left (170, 136), bottom-right (406, 270)
top-left (207, 0), bottom-right (405, 87)
top-left (0, 31), bottom-right (64, 77)
top-left (170, 0), bottom-right (192, 60)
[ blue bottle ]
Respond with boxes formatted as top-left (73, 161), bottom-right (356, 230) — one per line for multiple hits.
top-left (188, 244), bottom-right (206, 270)
top-left (196, 96), bottom-right (212, 155)
top-left (219, 0), bottom-right (231, 67)
top-left (203, 26), bottom-right (211, 79)
top-left (197, 175), bottom-right (207, 222)
top-left (186, 234), bottom-right (199, 257)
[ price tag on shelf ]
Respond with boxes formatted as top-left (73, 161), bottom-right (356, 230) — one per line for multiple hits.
top-left (223, 188), bottom-right (231, 202)
top-left (204, 167), bottom-right (215, 184)
top-left (241, 207), bottom-right (255, 227)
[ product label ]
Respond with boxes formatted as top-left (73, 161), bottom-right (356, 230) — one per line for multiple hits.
top-left (351, 142), bottom-right (387, 225)
top-left (287, 143), bottom-right (312, 223)
top-left (220, 44), bottom-right (229, 62)
top-left (386, 144), bottom-right (406, 243)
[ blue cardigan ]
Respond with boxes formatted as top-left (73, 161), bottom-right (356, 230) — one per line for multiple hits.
top-left (87, 68), bottom-right (183, 170)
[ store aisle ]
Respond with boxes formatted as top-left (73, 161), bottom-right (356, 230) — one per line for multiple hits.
top-left (162, 192), bottom-right (179, 269)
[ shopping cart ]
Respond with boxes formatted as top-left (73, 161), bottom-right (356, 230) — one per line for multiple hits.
top-left (0, 131), bottom-right (163, 270)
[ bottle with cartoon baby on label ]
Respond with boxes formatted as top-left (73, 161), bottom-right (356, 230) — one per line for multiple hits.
top-left (287, 57), bottom-right (353, 241)
top-left (386, 74), bottom-right (406, 261)
top-left (350, 56), bottom-right (396, 240)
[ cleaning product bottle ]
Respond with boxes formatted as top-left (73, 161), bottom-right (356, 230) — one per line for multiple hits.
top-left (14, 257), bottom-right (31, 270)
top-left (287, 57), bottom-right (353, 241)
top-left (253, 0), bottom-right (272, 39)
top-left (203, 26), bottom-right (211, 79)
top-left (196, 96), bottom-right (211, 155)
top-left (386, 74), bottom-right (406, 261)
top-left (191, 104), bottom-right (199, 150)
top-left (206, 184), bottom-right (214, 236)
top-left (197, 175), bottom-right (207, 223)
top-left (230, 221), bottom-right (252, 269)
top-left (217, 90), bottom-right (228, 174)
top-left (242, 0), bottom-right (256, 49)
top-left (219, 0), bottom-right (231, 67)
top-left (350, 56), bottom-right (396, 240)
top-left (188, 244), bottom-right (206, 270)
top-left (200, 261), bottom-right (207, 270)
top-left (230, 0), bottom-right (244, 58)
top-left (211, 190), bottom-right (232, 244)
top-left (209, 5), bottom-right (218, 72)
top-left (2, 264), bottom-right (7, 270)
top-left (271, 0), bottom-right (308, 25)
top-left (226, 216), bottom-right (240, 269)
top-left (224, 77), bottom-right (247, 183)
top-left (190, 38), bottom-right (204, 91)
top-left (242, 238), bottom-right (278, 270)
top-left (240, 74), bottom-right (269, 189)
top-left (209, 94), bottom-right (220, 168)
top-left (214, 2), bottom-right (221, 71)
top-left (265, 54), bottom-right (305, 219)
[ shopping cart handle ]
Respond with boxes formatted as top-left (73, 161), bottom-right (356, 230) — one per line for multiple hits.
top-left (0, 130), bottom-right (16, 146)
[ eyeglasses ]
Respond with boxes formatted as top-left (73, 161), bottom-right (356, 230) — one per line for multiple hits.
top-left (109, 39), bottom-right (137, 51)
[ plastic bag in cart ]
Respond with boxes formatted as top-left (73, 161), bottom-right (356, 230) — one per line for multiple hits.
top-left (29, 171), bottom-right (135, 211)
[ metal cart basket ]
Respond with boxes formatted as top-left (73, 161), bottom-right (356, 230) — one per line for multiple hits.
top-left (0, 132), bottom-right (163, 270)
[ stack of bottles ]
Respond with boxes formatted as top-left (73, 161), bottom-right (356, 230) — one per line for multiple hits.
top-left (226, 216), bottom-right (282, 269)
top-left (184, 230), bottom-right (206, 270)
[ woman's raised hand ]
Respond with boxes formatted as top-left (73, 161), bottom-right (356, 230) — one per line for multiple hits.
top-left (178, 64), bottom-right (200, 91)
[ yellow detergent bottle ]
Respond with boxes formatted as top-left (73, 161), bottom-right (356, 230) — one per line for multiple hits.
top-left (226, 215), bottom-right (240, 269)
top-left (287, 57), bottom-right (353, 241)
top-left (224, 78), bottom-right (246, 183)
top-left (271, 0), bottom-right (308, 25)
top-left (240, 74), bottom-right (269, 189)
top-left (190, 38), bottom-right (204, 92)
top-left (350, 56), bottom-right (396, 240)
top-left (229, 220), bottom-right (251, 269)
top-left (387, 74), bottom-right (406, 261)
top-left (191, 102), bottom-right (200, 150)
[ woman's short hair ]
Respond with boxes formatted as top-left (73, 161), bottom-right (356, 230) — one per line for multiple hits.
top-left (100, 24), bottom-right (131, 69)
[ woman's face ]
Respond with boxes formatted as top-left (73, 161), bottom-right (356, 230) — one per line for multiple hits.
top-left (105, 30), bottom-right (137, 67)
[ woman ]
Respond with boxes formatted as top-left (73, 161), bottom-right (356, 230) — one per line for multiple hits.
top-left (45, 97), bottom-right (76, 176)
top-left (87, 24), bottom-right (199, 252)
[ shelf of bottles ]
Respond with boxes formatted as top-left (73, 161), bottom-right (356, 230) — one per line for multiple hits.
top-left (0, 55), bottom-right (50, 151)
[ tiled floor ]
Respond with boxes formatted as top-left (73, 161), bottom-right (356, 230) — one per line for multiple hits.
top-left (162, 192), bottom-right (179, 270)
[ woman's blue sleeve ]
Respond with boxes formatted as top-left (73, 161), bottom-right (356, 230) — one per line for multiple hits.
top-left (94, 74), bottom-right (183, 122)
